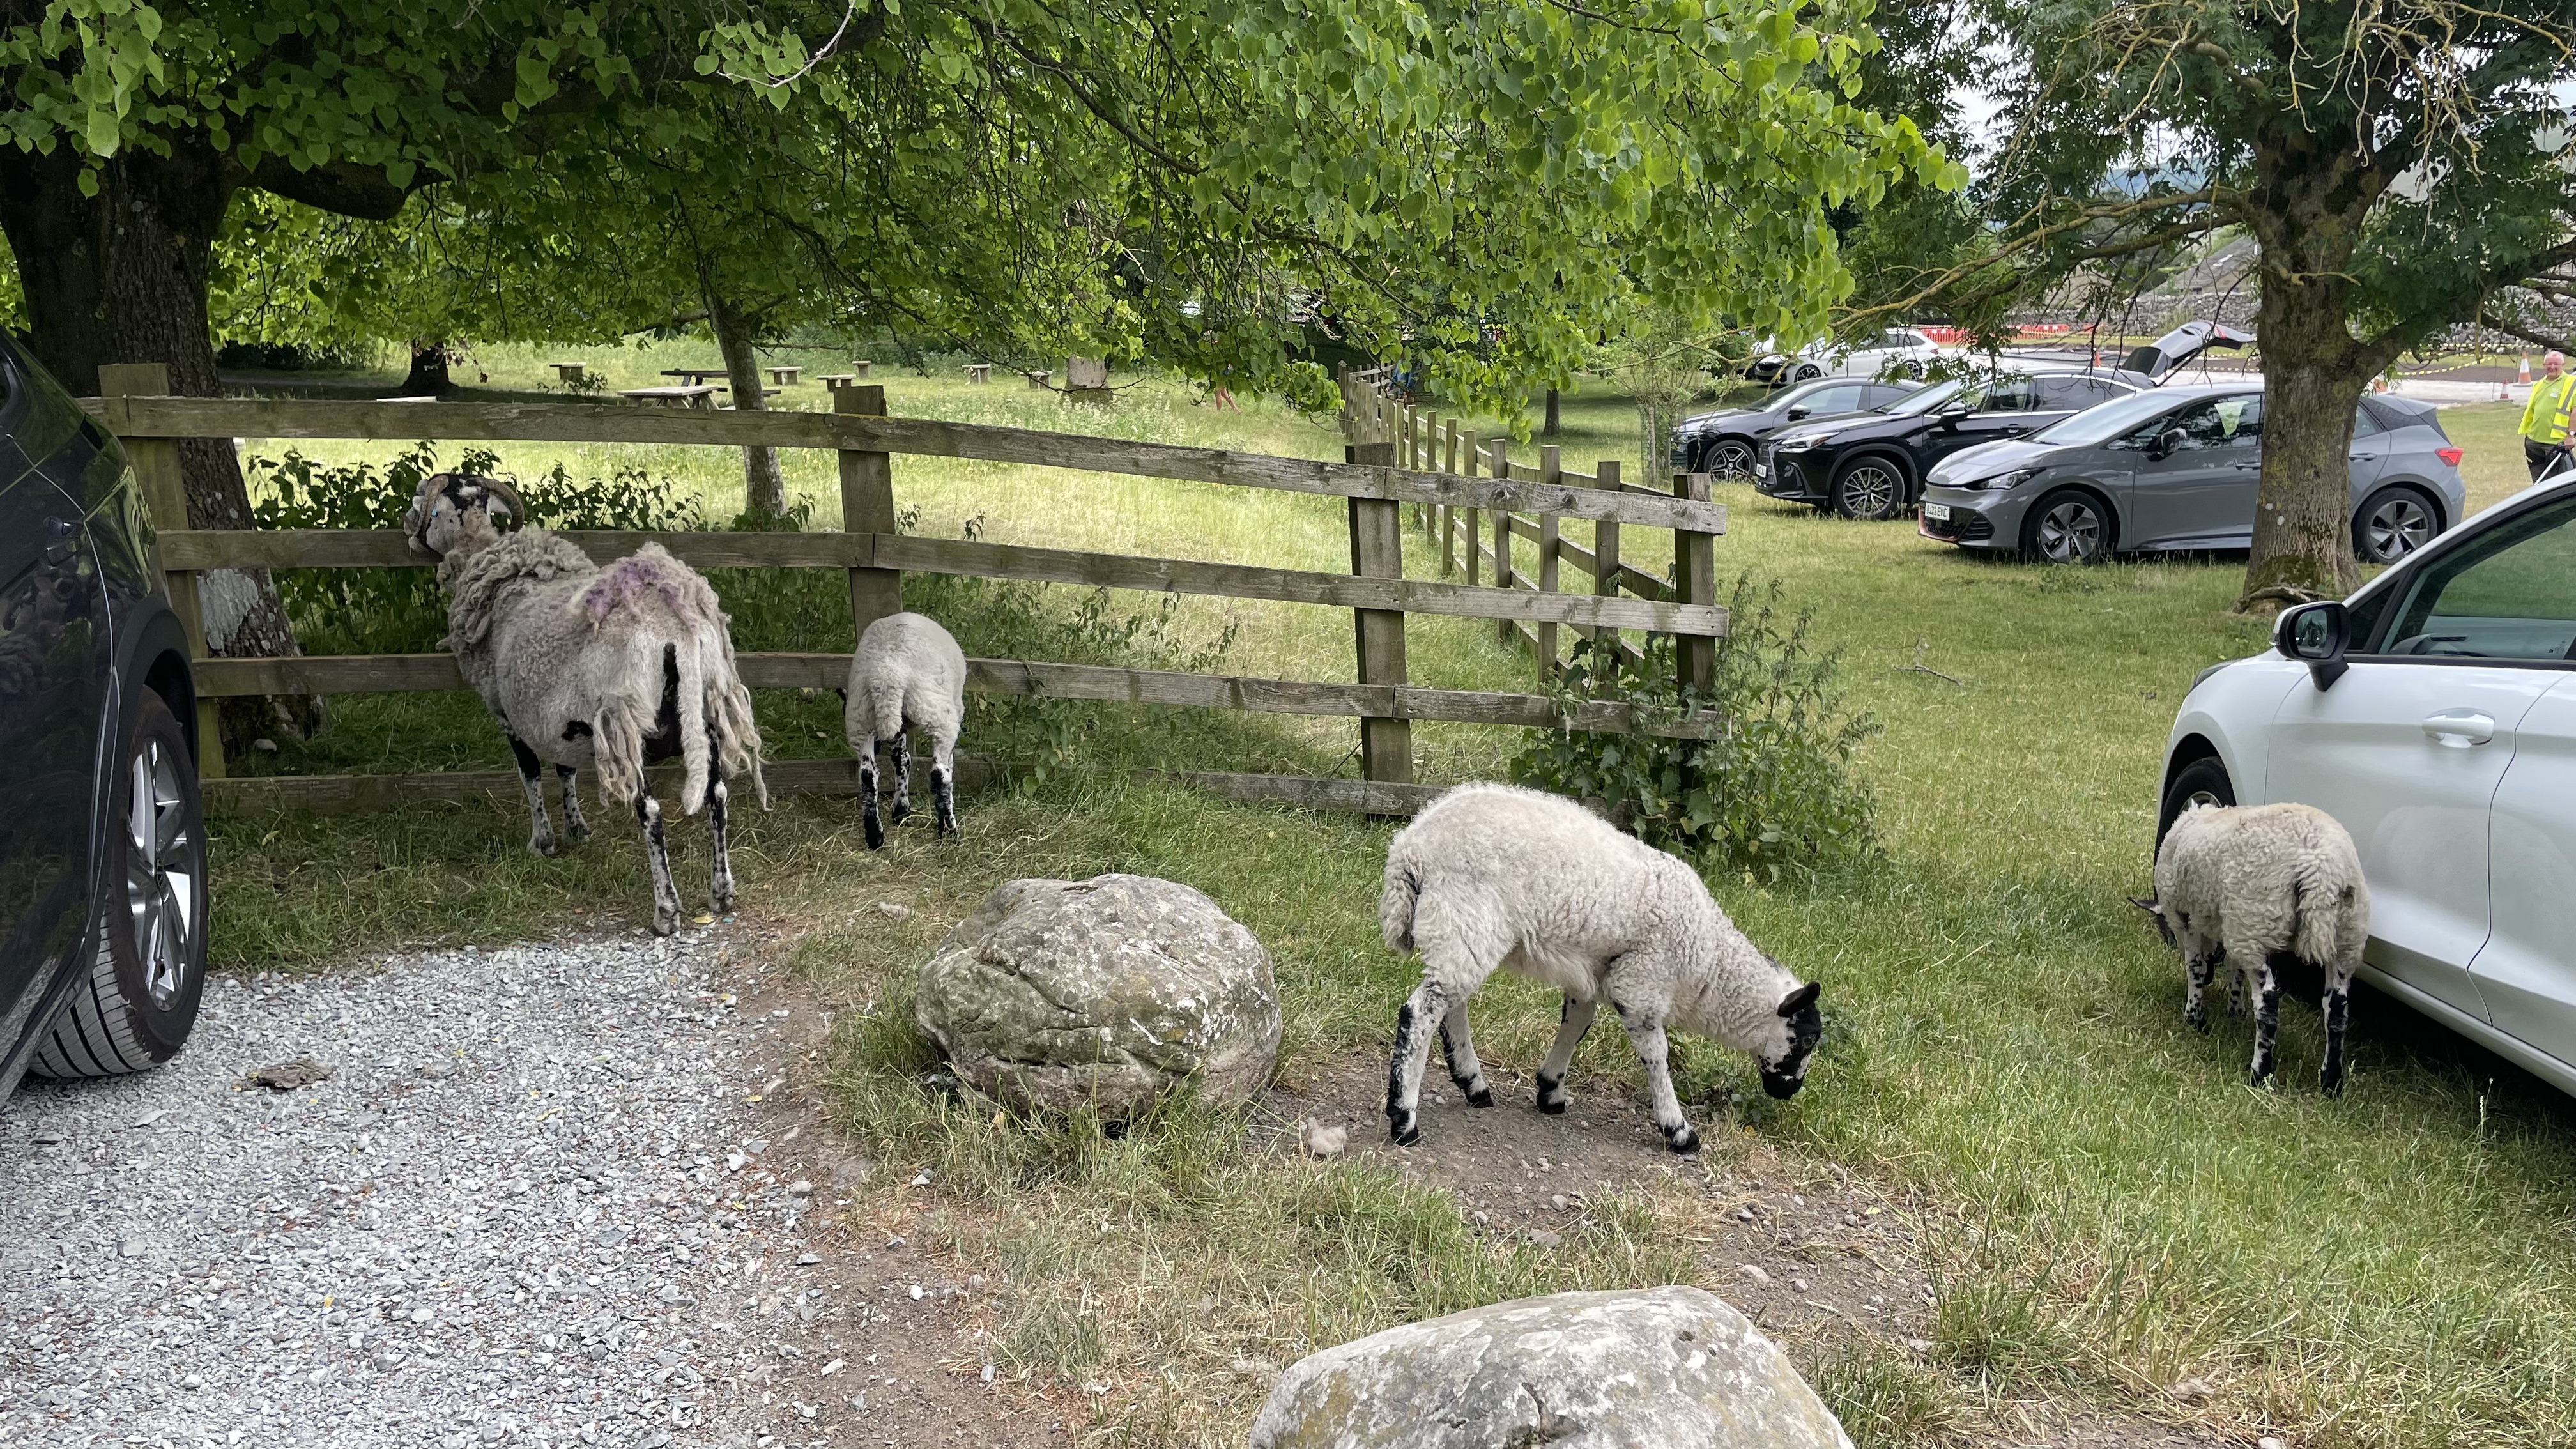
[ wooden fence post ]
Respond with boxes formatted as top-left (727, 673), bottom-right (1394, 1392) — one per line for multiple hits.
top-left (1535, 445), bottom-right (1561, 672)
top-left (1593, 460), bottom-right (1624, 666)
top-left (101, 363), bottom-right (224, 780)
top-left (1439, 419), bottom-right (1460, 575)
top-left (1489, 438), bottom-right (1514, 643)
top-left (839, 383), bottom-right (901, 640)
top-left (1675, 470), bottom-right (1717, 693)
top-left (1461, 433), bottom-right (1483, 586)
top-left (1346, 437), bottom-right (1411, 787)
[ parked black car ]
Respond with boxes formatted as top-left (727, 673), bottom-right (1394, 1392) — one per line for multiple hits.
top-left (1755, 370), bottom-right (2147, 519)
top-left (1668, 378), bottom-right (1922, 477)
top-left (0, 332), bottom-right (206, 1101)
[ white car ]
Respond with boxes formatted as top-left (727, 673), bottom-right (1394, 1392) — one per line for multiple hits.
top-left (1749, 328), bottom-right (1943, 385)
top-left (2158, 465), bottom-right (2576, 1094)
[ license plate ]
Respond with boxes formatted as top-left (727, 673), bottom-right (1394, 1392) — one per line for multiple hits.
top-left (1921, 502), bottom-right (1951, 521)
top-left (1754, 461), bottom-right (1770, 479)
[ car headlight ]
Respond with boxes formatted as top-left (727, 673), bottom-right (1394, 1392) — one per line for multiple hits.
top-left (1777, 434), bottom-right (1832, 450)
top-left (1964, 466), bottom-right (2042, 492)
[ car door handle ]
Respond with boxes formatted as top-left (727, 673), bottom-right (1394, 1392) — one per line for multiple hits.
top-left (2422, 710), bottom-right (2496, 747)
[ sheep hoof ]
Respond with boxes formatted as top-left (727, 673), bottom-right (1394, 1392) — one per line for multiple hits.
top-left (2320, 1069), bottom-right (2345, 1097)
top-left (567, 824), bottom-right (590, 844)
top-left (1388, 1117), bottom-right (1420, 1147)
top-left (890, 801), bottom-right (913, 823)
top-left (1536, 1093), bottom-right (1568, 1117)
top-left (1461, 1084), bottom-right (1494, 1108)
top-left (2186, 1011), bottom-right (2208, 1032)
top-left (864, 824), bottom-right (886, 851)
top-left (532, 838), bottom-right (557, 859)
top-left (1666, 1126), bottom-right (1700, 1156)
top-left (2247, 1069), bottom-right (2274, 1090)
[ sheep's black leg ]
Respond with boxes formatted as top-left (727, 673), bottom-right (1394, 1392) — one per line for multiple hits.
top-left (637, 793), bottom-right (680, 935)
top-left (1615, 1000), bottom-right (1698, 1154)
top-left (2319, 967), bottom-right (2354, 1096)
top-left (888, 728), bottom-right (914, 823)
top-left (930, 735), bottom-right (958, 838)
top-left (860, 738), bottom-right (885, 850)
top-left (2248, 959), bottom-right (2282, 1088)
top-left (1438, 1004), bottom-right (1494, 1108)
top-left (1535, 995), bottom-right (1597, 1114)
top-left (707, 745), bottom-right (735, 916)
top-left (556, 765), bottom-right (589, 842)
top-left (509, 733), bottom-right (556, 857)
top-left (2183, 951), bottom-right (2218, 1032)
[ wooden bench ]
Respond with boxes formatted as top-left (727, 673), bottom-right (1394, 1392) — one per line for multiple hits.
top-left (765, 365), bottom-right (802, 386)
top-left (850, 360), bottom-right (873, 378)
top-left (548, 363), bottom-right (588, 384)
top-left (1025, 370), bottom-right (1053, 389)
top-left (962, 364), bottom-right (993, 383)
top-left (619, 385), bottom-right (720, 408)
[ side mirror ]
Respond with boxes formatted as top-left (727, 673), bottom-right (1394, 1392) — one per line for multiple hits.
top-left (2146, 426), bottom-right (2188, 461)
top-left (1936, 404), bottom-right (1971, 425)
top-left (2276, 599), bottom-right (2349, 691)
top-left (1786, 406), bottom-right (1810, 420)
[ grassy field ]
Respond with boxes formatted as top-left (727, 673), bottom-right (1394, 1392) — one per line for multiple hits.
top-left (210, 351), bottom-right (2576, 1447)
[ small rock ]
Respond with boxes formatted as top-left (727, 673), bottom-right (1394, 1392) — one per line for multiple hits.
top-left (1524, 1229), bottom-right (1564, 1249)
top-left (1905, 1338), bottom-right (1931, 1354)
top-left (242, 1056), bottom-right (334, 1091)
top-left (2258, 1439), bottom-right (2286, 1449)
top-left (252, 737), bottom-right (278, 753)
top-left (2169, 1377), bottom-right (2216, 1404)
top-left (1231, 1358), bottom-right (1279, 1378)
top-left (1298, 1121), bottom-right (1348, 1159)
top-left (1791, 1279), bottom-right (1810, 1293)
top-left (116, 1237), bottom-right (143, 1260)
top-left (797, 1252), bottom-right (821, 1266)
top-left (786, 1179), bottom-right (813, 1197)
top-left (875, 901), bottom-right (914, 921)
top-left (1737, 1264), bottom-right (1770, 1284)
top-left (980, 1363), bottom-right (997, 1384)
top-left (909, 1284), bottom-right (924, 1300)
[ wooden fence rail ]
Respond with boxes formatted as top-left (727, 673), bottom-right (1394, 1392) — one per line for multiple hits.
top-left (90, 364), bottom-right (1728, 817)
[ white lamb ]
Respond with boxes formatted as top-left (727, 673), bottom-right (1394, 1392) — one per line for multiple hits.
top-left (2133, 801), bottom-right (2370, 1094)
top-left (1377, 782), bottom-right (1823, 1153)
top-left (845, 611), bottom-right (967, 848)
top-left (404, 473), bottom-right (768, 935)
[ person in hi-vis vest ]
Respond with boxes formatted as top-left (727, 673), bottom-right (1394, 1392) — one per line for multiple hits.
top-left (2521, 349), bottom-right (2575, 481)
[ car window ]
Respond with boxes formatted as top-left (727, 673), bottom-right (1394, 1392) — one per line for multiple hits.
top-left (2036, 376), bottom-right (2124, 409)
top-left (1887, 378), bottom-right (1966, 416)
top-left (1806, 384), bottom-right (1868, 413)
top-left (2375, 494), bottom-right (2576, 660)
top-left (2136, 395), bottom-right (2263, 450)
top-left (1866, 384), bottom-right (1914, 408)
top-left (1961, 376), bottom-right (2036, 412)
top-left (2352, 403), bottom-right (2384, 438)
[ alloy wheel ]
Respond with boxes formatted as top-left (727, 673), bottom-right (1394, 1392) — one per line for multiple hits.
top-left (2361, 493), bottom-right (2432, 564)
top-left (1712, 441), bottom-right (1756, 480)
top-left (2035, 499), bottom-right (2103, 563)
top-left (1837, 464), bottom-right (1901, 520)
top-left (126, 736), bottom-right (199, 1009)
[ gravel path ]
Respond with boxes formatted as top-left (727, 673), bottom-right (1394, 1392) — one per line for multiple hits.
top-left (0, 931), bottom-right (845, 1449)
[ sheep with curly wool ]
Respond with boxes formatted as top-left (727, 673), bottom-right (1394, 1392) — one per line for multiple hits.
top-left (404, 473), bottom-right (768, 934)
top-left (2134, 801), bottom-right (2369, 1094)
top-left (1377, 782), bottom-right (1823, 1154)
top-left (844, 611), bottom-right (966, 848)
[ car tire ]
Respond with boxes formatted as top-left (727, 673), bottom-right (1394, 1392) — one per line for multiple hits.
top-left (1710, 440), bottom-right (1756, 481)
top-left (2022, 488), bottom-right (2112, 564)
top-left (2157, 756), bottom-right (2235, 848)
top-left (1901, 359), bottom-right (1926, 379)
top-left (2353, 484), bottom-right (2438, 565)
top-left (1793, 363), bottom-right (1823, 383)
top-left (30, 691), bottom-right (208, 1079)
top-left (1830, 456), bottom-right (1908, 521)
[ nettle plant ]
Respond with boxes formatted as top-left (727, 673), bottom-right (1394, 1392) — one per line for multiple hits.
top-left (1513, 574), bottom-right (1878, 880)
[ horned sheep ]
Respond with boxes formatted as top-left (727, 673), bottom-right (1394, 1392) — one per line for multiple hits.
top-left (1377, 782), bottom-right (1823, 1154)
top-left (845, 611), bottom-right (967, 848)
top-left (404, 473), bottom-right (769, 935)
top-left (2134, 801), bottom-right (2370, 1094)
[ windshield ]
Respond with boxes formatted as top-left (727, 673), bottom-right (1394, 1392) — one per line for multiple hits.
top-left (1885, 379), bottom-right (1965, 417)
top-left (2031, 389), bottom-right (2219, 447)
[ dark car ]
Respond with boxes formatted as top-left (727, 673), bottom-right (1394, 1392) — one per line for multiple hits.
top-left (1755, 369), bottom-right (2147, 519)
top-left (0, 333), bottom-right (207, 1101)
top-left (1669, 378), bottom-right (1922, 477)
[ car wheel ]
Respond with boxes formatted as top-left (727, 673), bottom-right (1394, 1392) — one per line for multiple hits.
top-left (1901, 359), bottom-right (1926, 379)
top-left (1793, 363), bottom-right (1823, 383)
top-left (2353, 484), bottom-right (2437, 565)
top-left (31, 691), bottom-right (207, 1079)
top-left (2157, 756), bottom-right (2235, 848)
top-left (2023, 488), bottom-right (2112, 564)
top-left (1830, 457), bottom-right (1908, 521)
top-left (1710, 440), bottom-right (1756, 481)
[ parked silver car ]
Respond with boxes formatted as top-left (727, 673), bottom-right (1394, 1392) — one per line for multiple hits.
top-left (1917, 386), bottom-right (2467, 564)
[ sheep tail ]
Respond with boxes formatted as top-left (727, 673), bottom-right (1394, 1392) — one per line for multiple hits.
top-left (1379, 862), bottom-right (1425, 954)
top-left (701, 622), bottom-right (769, 809)
top-left (2292, 864), bottom-right (2356, 968)
top-left (592, 693), bottom-right (650, 811)
top-left (668, 639), bottom-right (715, 816)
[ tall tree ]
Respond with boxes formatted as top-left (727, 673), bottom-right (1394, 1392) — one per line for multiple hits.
top-left (1874, 0), bottom-right (2575, 599)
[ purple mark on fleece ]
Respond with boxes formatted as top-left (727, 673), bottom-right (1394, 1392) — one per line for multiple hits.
top-left (579, 553), bottom-right (693, 623)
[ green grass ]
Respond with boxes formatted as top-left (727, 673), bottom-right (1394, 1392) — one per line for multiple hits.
top-left (207, 363), bottom-right (2576, 1448)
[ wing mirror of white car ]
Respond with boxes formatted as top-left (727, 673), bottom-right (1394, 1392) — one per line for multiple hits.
top-left (2276, 599), bottom-right (2350, 691)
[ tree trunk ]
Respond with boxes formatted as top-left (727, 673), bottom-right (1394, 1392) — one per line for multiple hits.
top-left (1544, 387), bottom-right (1561, 437)
top-left (398, 344), bottom-right (456, 395)
top-left (707, 295), bottom-right (788, 521)
top-left (0, 137), bottom-right (323, 750)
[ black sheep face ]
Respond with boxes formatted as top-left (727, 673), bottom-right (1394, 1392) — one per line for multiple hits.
top-left (405, 472), bottom-right (525, 556)
top-left (1759, 979), bottom-right (1823, 1100)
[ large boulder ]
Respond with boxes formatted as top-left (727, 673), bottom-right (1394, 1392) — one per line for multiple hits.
top-left (915, 874), bottom-right (1281, 1115)
top-left (1248, 1286), bottom-right (1853, 1449)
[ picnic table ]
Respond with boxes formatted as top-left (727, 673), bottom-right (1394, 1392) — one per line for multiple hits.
top-left (1025, 370), bottom-right (1052, 389)
top-left (548, 362), bottom-right (588, 383)
top-left (620, 385), bottom-right (720, 408)
top-left (764, 365), bottom-right (802, 386)
top-left (850, 360), bottom-right (873, 378)
top-left (963, 364), bottom-right (992, 384)
top-left (661, 368), bottom-right (728, 385)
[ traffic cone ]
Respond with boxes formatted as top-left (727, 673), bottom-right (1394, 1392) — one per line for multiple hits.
top-left (2520, 355), bottom-right (2533, 385)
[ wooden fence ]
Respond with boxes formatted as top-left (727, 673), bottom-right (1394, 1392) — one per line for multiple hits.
top-left (91, 362), bottom-right (1726, 816)
top-left (1338, 369), bottom-right (1719, 690)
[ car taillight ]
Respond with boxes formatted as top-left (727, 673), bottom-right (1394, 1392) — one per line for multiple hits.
top-left (2437, 446), bottom-right (2463, 467)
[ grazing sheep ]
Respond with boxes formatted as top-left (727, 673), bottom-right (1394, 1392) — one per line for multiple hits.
top-left (1377, 782), bottom-right (1823, 1153)
top-left (404, 473), bottom-right (769, 934)
top-left (844, 611), bottom-right (967, 849)
top-left (2133, 801), bottom-right (2369, 1094)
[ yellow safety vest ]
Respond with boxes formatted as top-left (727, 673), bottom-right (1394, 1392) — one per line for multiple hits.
top-left (2523, 374), bottom-right (2576, 445)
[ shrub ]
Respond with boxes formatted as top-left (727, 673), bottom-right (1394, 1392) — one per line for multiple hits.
top-left (1510, 573), bottom-right (1877, 880)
